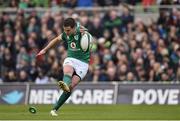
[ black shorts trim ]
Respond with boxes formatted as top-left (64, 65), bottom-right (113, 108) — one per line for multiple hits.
top-left (72, 68), bottom-right (82, 80)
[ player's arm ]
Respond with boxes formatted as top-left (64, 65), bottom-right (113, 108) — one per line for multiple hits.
top-left (36, 34), bottom-right (62, 57)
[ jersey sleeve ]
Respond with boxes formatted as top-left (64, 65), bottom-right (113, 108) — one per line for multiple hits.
top-left (60, 32), bottom-right (66, 42)
top-left (76, 22), bottom-right (81, 33)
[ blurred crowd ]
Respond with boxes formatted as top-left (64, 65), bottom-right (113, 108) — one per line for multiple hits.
top-left (0, 4), bottom-right (180, 84)
top-left (0, 0), bottom-right (179, 8)
top-left (0, 0), bottom-right (139, 8)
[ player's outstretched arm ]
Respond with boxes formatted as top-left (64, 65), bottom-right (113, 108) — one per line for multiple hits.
top-left (36, 34), bottom-right (62, 57)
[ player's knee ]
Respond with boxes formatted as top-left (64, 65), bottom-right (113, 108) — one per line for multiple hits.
top-left (64, 65), bottom-right (74, 73)
top-left (64, 73), bottom-right (73, 77)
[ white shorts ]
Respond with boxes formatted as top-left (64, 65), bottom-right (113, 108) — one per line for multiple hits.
top-left (63, 57), bottom-right (89, 80)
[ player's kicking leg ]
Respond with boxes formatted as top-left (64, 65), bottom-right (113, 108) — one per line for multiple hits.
top-left (58, 63), bottom-right (74, 92)
top-left (50, 58), bottom-right (88, 116)
top-left (50, 64), bottom-right (75, 116)
top-left (50, 75), bottom-right (80, 116)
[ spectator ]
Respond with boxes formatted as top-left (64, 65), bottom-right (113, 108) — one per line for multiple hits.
top-left (102, 10), bottom-right (122, 33)
top-left (18, 70), bottom-right (30, 82)
top-left (9, 0), bottom-right (19, 8)
top-left (118, 64), bottom-right (128, 81)
top-left (4, 70), bottom-right (17, 82)
top-left (106, 66), bottom-right (118, 81)
top-left (29, 60), bottom-right (38, 82)
top-left (176, 67), bottom-right (180, 81)
top-left (126, 72), bottom-right (136, 81)
top-left (142, 0), bottom-right (155, 12)
top-left (121, 6), bottom-right (134, 33)
top-left (18, 0), bottom-right (34, 9)
top-left (35, 68), bottom-right (49, 84)
top-left (89, 15), bottom-right (104, 38)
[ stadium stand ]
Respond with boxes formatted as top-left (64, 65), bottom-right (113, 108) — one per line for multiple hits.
top-left (0, 0), bottom-right (179, 83)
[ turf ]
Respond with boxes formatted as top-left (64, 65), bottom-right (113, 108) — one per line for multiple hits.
top-left (0, 104), bottom-right (180, 120)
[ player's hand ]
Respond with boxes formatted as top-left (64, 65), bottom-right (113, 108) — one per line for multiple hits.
top-left (80, 26), bottom-right (88, 34)
top-left (36, 49), bottom-right (46, 58)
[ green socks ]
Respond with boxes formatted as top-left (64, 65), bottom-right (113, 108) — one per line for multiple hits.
top-left (52, 75), bottom-right (72, 111)
top-left (63, 75), bottom-right (71, 86)
top-left (53, 91), bottom-right (71, 111)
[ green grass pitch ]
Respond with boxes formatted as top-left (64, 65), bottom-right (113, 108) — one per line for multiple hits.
top-left (0, 104), bottom-right (180, 120)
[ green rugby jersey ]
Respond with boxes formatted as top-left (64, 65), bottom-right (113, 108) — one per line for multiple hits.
top-left (61, 23), bottom-right (90, 63)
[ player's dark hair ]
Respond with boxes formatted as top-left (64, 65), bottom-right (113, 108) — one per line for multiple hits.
top-left (63, 18), bottom-right (76, 28)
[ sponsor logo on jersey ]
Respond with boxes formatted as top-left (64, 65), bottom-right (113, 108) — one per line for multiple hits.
top-left (70, 42), bottom-right (76, 49)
